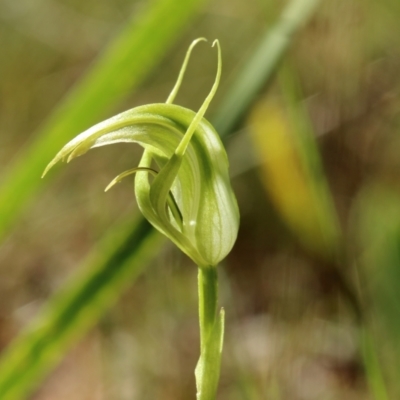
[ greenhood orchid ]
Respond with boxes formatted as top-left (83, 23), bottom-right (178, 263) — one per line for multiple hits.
top-left (43, 39), bottom-right (239, 269)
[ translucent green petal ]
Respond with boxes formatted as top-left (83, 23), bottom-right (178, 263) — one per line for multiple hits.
top-left (43, 40), bottom-right (239, 267)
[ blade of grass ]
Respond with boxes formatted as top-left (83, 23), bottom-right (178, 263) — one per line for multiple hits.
top-left (248, 58), bottom-right (362, 321)
top-left (0, 0), bottom-right (207, 241)
top-left (0, 216), bottom-right (164, 400)
top-left (279, 63), bottom-right (342, 258)
top-left (361, 328), bottom-right (390, 400)
top-left (355, 185), bottom-right (400, 398)
top-left (0, 0), bottom-right (322, 397)
top-left (212, 0), bottom-right (321, 135)
top-left (247, 60), bottom-right (341, 259)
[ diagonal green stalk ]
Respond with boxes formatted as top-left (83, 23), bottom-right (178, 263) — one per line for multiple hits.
top-left (212, 0), bottom-right (321, 135)
top-left (361, 328), bottom-right (390, 400)
top-left (0, 0), bottom-right (207, 242)
top-left (0, 216), bottom-right (164, 400)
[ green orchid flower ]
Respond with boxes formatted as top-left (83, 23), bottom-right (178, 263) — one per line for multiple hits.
top-left (43, 38), bottom-right (238, 400)
top-left (43, 38), bottom-right (239, 268)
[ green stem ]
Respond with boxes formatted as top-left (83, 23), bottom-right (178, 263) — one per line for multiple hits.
top-left (196, 266), bottom-right (224, 400)
top-left (198, 267), bottom-right (218, 350)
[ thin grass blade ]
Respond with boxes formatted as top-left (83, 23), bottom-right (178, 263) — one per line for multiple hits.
top-left (248, 64), bottom-right (341, 259)
top-left (212, 0), bottom-right (321, 135)
top-left (0, 0), bottom-right (207, 241)
top-left (0, 217), bottom-right (163, 400)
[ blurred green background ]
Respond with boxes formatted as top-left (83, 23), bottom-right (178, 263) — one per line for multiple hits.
top-left (1, 0), bottom-right (400, 398)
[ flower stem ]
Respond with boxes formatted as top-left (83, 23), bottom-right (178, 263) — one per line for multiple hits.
top-left (196, 266), bottom-right (224, 400)
top-left (198, 266), bottom-right (218, 348)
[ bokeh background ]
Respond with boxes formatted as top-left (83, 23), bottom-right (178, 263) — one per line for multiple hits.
top-left (1, 0), bottom-right (400, 398)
